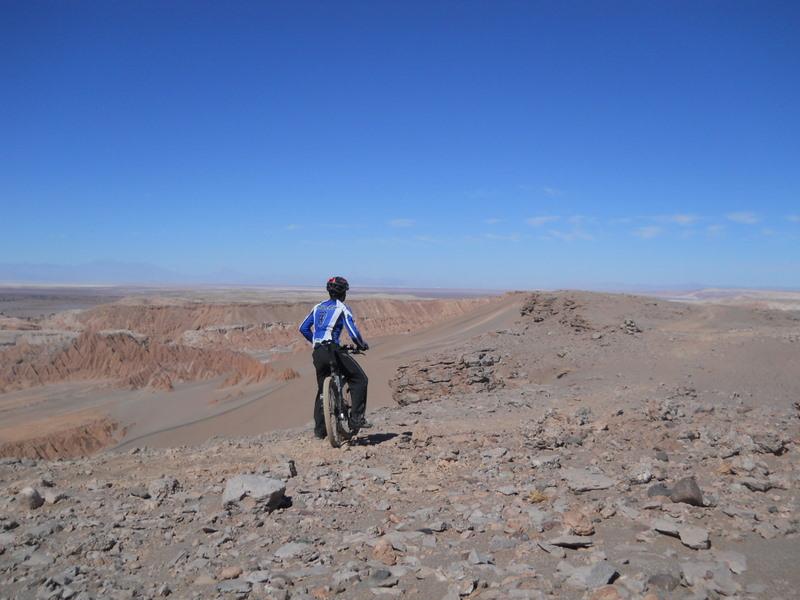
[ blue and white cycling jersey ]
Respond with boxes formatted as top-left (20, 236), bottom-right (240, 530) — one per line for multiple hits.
top-left (299, 299), bottom-right (366, 347)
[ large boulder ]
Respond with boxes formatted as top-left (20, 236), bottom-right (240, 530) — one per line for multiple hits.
top-left (222, 475), bottom-right (286, 511)
top-left (669, 476), bottom-right (704, 506)
top-left (18, 487), bottom-right (44, 510)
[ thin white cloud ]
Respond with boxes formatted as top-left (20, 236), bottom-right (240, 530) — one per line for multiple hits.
top-left (547, 229), bottom-right (593, 242)
top-left (707, 224), bottom-right (725, 237)
top-left (388, 218), bottom-right (415, 228)
top-left (665, 214), bottom-right (699, 226)
top-left (485, 217), bottom-right (503, 225)
top-left (285, 224), bottom-right (301, 231)
top-left (726, 211), bottom-right (760, 225)
top-left (542, 186), bottom-right (565, 197)
top-left (327, 223), bottom-right (359, 229)
top-left (633, 226), bottom-right (662, 239)
top-left (609, 217), bottom-right (635, 225)
top-left (787, 215), bottom-right (800, 223)
top-left (483, 233), bottom-right (521, 242)
top-left (526, 215), bottom-right (560, 227)
top-left (413, 235), bottom-right (444, 244)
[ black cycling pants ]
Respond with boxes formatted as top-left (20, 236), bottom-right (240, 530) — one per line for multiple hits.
top-left (312, 344), bottom-right (368, 432)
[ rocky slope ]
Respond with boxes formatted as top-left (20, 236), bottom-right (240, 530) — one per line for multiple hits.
top-left (1, 384), bottom-right (797, 599)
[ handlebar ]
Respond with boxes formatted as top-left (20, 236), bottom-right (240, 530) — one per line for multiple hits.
top-left (341, 344), bottom-right (366, 354)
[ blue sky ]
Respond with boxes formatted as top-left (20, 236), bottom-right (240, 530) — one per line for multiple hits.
top-left (1, 1), bottom-right (798, 289)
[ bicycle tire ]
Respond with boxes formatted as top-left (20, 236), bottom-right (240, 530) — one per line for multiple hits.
top-left (321, 376), bottom-right (341, 448)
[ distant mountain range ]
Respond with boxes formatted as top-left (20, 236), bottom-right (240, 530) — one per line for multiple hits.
top-left (0, 261), bottom-right (203, 285)
top-left (1, 261), bottom-right (796, 293)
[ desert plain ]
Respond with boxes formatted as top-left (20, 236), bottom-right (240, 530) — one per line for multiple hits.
top-left (0, 285), bottom-right (798, 599)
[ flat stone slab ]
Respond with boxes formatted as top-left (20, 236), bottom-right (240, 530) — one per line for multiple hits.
top-left (563, 468), bottom-right (615, 492)
top-left (274, 541), bottom-right (311, 560)
top-left (548, 535), bottom-right (595, 549)
top-left (678, 525), bottom-right (710, 550)
top-left (560, 560), bottom-right (619, 589)
top-left (653, 519), bottom-right (710, 549)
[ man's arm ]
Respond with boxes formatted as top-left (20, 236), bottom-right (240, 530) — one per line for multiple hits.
top-left (342, 304), bottom-right (368, 349)
top-left (299, 307), bottom-right (315, 343)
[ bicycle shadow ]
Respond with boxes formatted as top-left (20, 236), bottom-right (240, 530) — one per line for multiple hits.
top-left (350, 432), bottom-right (400, 447)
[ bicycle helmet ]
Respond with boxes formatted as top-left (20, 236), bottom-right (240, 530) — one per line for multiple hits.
top-left (326, 276), bottom-right (349, 299)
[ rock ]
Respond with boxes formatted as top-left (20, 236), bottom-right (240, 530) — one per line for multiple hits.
top-left (467, 549), bottom-right (493, 564)
top-left (18, 487), bottom-right (44, 510)
top-left (647, 573), bottom-right (680, 591)
top-left (43, 490), bottom-right (68, 505)
top-left (682, 562), bottom-right (740, 595)
top-left (677, 525), bottom-right (710, 550)
top-left (274, 541), bottom-right (310, 560)
top-left (652, 519), bottom-right (680, 536)
top-left (272, 458), bottom-right (297, 479)
top-left (426, 520), bottom-right (447, 532)
top-left (669, 476), bottom-right (704, 506)
top-left (741, 477), bottom-right (772, 492)
top-left (565, 561), bottom-right (618, 589)
top-left (531, 453), bottom-right (561, 469)
top-left (653, 519), bottom-right (709, 549)
top-left (129, 485), bottom-right (151, 499)
top-left (481, 447), bottom-right (508, 460)
top-left (715, 550), bottom-right (748, 574)
top-left (630, 466), bottom-right (654, 485)
top-left (548, 535), bottom-right (594, 549)
top-left (222, 475), bottom-right (286, 510)
top-left (366, 568), bottom-right (398, 588)
top-left (647, 483), bottom-right (671, 498)
top-left (219, 566), bottom-right (243, 580)
top-left (148, 476), bottom-right (180, 500)
top-left (575, 406), bottom-right (593, 425)
top-left (622, 319), bottom-right (641, 334)
top-left (563, 509), bottom-right (595, 536)
top-left (333, 570), bottom-right (360, 587)
top-left (216, 580), bottom-right (252, 594)
top-left (245, 570), bottom-right (272, 584)
top-left (538, 541), bottom-right (567, 558)
top-left (752, 432), bottom-right (786, 455)
top-left (563, 468), bottom-right (614, 492)
top-left (590, 585), bottom-right (624, 600)
top-left (372, 538), bottom-right (397, 565)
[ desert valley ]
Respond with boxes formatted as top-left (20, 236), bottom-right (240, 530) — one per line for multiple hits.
top-left (0, 285), bottom-right (798, 599)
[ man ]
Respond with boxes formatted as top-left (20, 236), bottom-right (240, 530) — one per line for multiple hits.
top-left (299, 276), bottom-right (371, 439)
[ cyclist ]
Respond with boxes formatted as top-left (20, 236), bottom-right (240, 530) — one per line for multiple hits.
top-left (299, 276), bottom-right (371, 439)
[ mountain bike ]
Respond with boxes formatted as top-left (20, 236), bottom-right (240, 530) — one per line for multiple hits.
top-left (321, 344), bottom-right (365, 448)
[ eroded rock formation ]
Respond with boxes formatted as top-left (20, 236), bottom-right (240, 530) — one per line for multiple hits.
top-left (0, 330), bottom-right (297, 393)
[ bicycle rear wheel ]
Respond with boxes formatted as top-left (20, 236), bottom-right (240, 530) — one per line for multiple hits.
top-left (321, 376), bottom-right (342, 448)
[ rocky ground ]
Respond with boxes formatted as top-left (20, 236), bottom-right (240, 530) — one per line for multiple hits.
top-left (1, 292), bottom-right (798, 599)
